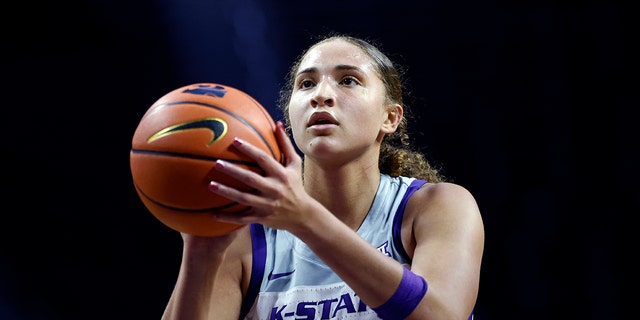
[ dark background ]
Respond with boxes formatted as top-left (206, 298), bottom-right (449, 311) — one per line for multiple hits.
top-left (2, 0), bottom-right (634, 319)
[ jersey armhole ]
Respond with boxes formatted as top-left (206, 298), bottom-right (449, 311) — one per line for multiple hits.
top-left (239, 223), bottom-right (266, 319)
top-left (392, 179), bottom-right (428, 264)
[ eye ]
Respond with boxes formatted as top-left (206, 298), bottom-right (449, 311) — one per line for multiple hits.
top-left (339, 76), bottom-right (360, 87)
top-left (298, 79), bottom-right (315, 90)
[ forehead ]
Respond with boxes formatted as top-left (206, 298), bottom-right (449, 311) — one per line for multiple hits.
top-left (299, 39), bottom-right (376, 72)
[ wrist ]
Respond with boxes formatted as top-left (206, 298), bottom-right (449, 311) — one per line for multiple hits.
top-left (372, 267), bottom-right (428, 319)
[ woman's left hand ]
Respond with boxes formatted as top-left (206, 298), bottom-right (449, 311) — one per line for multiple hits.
top-left (208, 121), bottom-right (311, 231)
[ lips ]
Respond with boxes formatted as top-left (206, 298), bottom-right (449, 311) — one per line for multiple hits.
top-left (307, 112), bottom-right (339, 127)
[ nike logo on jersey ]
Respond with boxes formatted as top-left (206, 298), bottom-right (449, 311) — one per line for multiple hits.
top-left (268, 270), bottom-right (295, 280)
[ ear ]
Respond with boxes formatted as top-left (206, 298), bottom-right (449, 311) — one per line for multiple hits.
top-left (381, 103), bottom-right (403, 134)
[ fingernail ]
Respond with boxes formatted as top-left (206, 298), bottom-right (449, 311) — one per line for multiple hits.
top-left (215, 160), bottom-right (225, 168)
top-left (209, 181), bottom-right (219, 191)
top-left (233, 137), bottom-right (243, 146)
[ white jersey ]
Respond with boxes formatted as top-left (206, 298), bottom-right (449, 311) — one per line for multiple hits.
top-left (239, 174), bottom-right (427, 320)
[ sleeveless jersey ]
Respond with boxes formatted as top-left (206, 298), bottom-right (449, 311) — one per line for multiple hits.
top-left (239, 174), bottom-right (426, 319)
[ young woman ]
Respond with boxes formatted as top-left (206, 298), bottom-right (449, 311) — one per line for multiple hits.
top-left (162, 34), bottom-right (484, 320)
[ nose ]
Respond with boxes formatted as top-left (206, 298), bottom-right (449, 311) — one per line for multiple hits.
top-left (310, 81), bottom-right (335, 107)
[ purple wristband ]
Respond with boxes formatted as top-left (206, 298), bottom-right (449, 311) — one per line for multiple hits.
top-left (372, 267), bottom-right (428, 319)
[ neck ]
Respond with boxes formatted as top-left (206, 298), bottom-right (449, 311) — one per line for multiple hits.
top-left (303, 159), bottom-right (381, 230)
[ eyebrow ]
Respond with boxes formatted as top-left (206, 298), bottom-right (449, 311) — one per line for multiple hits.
top-left (296, 65), bottom-right (366, 78)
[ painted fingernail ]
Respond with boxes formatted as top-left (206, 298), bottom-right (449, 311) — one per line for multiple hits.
top-left (233, 137), bottom-right (243, 146)
top-left (209, 181), bottom-right (219, 191)
top-left (215, 160), bottom-right (225, 168)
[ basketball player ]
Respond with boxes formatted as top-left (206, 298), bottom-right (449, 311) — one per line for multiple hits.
top-left (162, 34), bottom-right (485, 319)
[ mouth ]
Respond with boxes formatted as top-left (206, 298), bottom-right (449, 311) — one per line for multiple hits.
top-left (307, 112), bottom-right (339, 127)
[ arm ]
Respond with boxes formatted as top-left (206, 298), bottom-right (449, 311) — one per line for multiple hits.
top-left (162, 226), bottom-right (250, 320)
top-left (405, 182), bottom-right (485, 319)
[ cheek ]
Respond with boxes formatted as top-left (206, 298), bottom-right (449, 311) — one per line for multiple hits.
top-left (288, 101), bottom-right (304, 123)
top-left (287, 104), bottom-right (307, 135)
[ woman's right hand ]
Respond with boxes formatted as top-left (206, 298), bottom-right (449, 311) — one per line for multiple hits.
top-left (179, 224), bottom-right (247, 259)
top-left (163, 225), bottom-right (249, 320)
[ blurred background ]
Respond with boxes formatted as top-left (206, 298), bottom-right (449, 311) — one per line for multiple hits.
top-left (2, 0), bottom-right (634, 319)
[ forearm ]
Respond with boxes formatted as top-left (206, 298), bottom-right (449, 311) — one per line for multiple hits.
top-left (293, 203), bottom-right (407, 309)
top-left (162, 247), bottom-right (224, 320)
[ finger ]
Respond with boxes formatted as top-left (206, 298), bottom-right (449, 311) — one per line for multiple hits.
top-left (212, 209), bottom-right (259, 225)
top-left (213, 159), bottom-right (270, 192)
top-left (275, 121), bottom-right (300, 167)
top-left (231, 136), bottom-right (285, 177)
top-left (208, 180), bottom-right (274, 211)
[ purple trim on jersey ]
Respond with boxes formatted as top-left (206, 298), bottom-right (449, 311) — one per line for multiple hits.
top-left (392, 179), bottom-right (428, 264)
top-left (239, 223), bottom-right (266, 319)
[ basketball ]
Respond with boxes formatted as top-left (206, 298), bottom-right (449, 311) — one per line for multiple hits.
top-left (130, 83), bottom-right (282, 236)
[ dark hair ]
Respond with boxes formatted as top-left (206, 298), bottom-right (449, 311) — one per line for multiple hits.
top-left (277, 34), bottom-right (445, 183)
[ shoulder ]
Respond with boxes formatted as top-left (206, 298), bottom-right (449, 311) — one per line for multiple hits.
top-left (411, 182), bottom-right (478, 210)
top-left (406, 182), bottom-right (484, 239)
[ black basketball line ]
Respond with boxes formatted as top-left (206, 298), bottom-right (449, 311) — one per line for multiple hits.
top-left (130, 151), bottom-right (264, 210)
top-left (143, 100), bottom-right (279, 159)
top-left (134, 182), bottom-right (251, 213)
top-left (130, 149), bottom-right (262, 170)
top-left (246, 95), bottom-right (277, 132)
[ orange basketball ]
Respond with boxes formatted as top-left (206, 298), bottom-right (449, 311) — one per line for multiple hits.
top-left (130, 83), bottom-right (281, 236)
